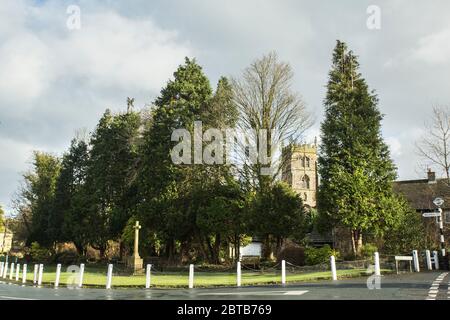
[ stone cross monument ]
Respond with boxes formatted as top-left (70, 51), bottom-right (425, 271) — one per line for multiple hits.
top-left (127, 221), bottom-right (143, 273)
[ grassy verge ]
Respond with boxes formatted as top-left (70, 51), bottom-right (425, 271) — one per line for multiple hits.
top-left (6, 266), bottom-right (381, 288)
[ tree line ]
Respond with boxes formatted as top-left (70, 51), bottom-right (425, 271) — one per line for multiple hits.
top-left (11, 41), bottom-right (426, 263)
top-left (13, 54), bottom-right (311, 264)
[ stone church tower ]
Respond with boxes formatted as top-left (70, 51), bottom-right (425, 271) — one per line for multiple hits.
top-left (281, 143), bottom-right (318, 208)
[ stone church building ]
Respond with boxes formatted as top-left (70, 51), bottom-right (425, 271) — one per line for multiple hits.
top-left (281, 143), bottom-right (334, 247)
top-left (281, 143), bottom-right (319, 208)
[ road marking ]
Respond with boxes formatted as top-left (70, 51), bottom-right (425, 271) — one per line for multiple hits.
top-left (0, 295), bottom-right (35, 300)
top-left (199, 290), bottom-right (308, 296)
top-left (426, 272), bottom-right (448, 300)
top-left (282, 290), bottom-right (309, 296)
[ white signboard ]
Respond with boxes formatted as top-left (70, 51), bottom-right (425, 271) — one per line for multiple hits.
top-left (423, 212), bottom-right (441, 218)
top-left (240, 242), bottom-right (262, 257)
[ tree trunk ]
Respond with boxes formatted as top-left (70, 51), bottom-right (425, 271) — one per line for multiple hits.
top-left (213, 233), bottom-right (221, 264)
top-left (119, 240), bottom-right (124, 261)
top-left (263, 234), bottom-right (274, 261)
top-left (165, 238), bottom-right (176, 264)
top-left (73, 242), bottom-right (84, 256)
top-left (99, 245), bottom-right (107, 260)
top-left (351, 229), bottom-right (363, 257)
top-left (234, 233), bottom-right (240, 262)
top-left (275, 236), bottom-right (283, 256)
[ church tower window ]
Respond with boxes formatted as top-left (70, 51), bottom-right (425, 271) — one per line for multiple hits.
top-left (301, 175), bottom-right (310, 189)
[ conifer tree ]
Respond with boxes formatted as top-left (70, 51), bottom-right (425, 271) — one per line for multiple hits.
top-left (318, 40), bottom-right (401, 255)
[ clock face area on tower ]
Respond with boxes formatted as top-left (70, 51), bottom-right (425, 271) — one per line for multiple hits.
top-left (281, 144), bottom-right (318, 208)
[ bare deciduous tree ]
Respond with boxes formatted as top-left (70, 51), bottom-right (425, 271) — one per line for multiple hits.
top-left (231, 52), bottom-right (313, 190)
top-left (416, 105), bottom-right (450, 181)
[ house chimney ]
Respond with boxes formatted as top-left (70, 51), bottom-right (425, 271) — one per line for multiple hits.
top-left (428, 169), bottom-right (436, 183)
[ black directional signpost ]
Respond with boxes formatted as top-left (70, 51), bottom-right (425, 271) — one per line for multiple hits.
top-left (432, 197), bottom-right (445, 257)
top-left (423, 197), bottom-right (448, 270)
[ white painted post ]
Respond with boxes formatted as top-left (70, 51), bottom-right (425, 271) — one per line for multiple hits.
top-left (78, 263), bottom-right (85, 288)
top-left (426, 250), bottom-right (432, 270)
top-left (22, 264), bottom-right (27, 284)
top-left (281, 260), bottom-right (286, 285)
top-left (9, 263), bottom-right (14, 280)
top-left (237, 262), bottom-right (241, 287)
top-left (330, 255), bottom-right (337, 281)
top-left (2, 262), bottom-right (7, 278)
top-left (374, 252), bottom-right (381, 276)
top-left (145, 264), bottom-right (152, 289)
top-left (55, 264), bottom-right (61, 288)
top-left (0, 262), bottom-right (4, 277)
top-left (15, 263), bottom-right (20, 281)
top-left (106, 264), bottom-right (113, 289)
top-left (433, 251), bottom-right (439, 270)
top-left (33, 264), bottom-right (38, 284)
top-left (412, 250), bottom-right (420, 272)
top-left (188, 264), bottom-right (194, 289)
top-left (38, 264), bottom-right (43, 286)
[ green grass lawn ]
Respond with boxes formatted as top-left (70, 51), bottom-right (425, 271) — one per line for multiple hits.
top-left (10, 265), bottom-right (373, 288)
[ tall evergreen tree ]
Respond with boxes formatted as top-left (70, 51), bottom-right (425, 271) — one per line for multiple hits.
top-left (318, 40), bottom-right (401, 255)
top-left (84, 109), bottom-right (142, 257)
top-left (23, 152), bottom-right (61, 247)
top-left (0, 205), bottom-right (4, 232)
top-left (139, 57), bottom-right (213, 260)
top-left (50, 138), bottom-right (89, 253)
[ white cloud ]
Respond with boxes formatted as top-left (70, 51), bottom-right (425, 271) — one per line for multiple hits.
top-left (410, 27), bottom-right (450, 64)
top-left (0, 33), bottom-right (52, 107)
top-left (0, 0), bottom-right (194, 209)
top-left (386, 136), bottom-right (402, 157)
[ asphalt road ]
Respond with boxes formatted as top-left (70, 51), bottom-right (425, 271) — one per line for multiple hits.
top-left (0, 272), bottom-right (447, 300)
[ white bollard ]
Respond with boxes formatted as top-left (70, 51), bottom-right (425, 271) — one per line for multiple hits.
top-left (78, 263), bottom-right (85, 288)
top-left (0, 262), bottom-right (4, 277)
top-left (426, 250), bottom-right (432, 270)
top-left (55, 264), bottom-right (62, 288)
top-left (145, 264), bottom-right (152, 289)
top-left (2, 262), bottom-right (7, 278)
top-left (33, 264), bottom-right (38, 284)
top-left (9, 263), bottom-right (15, 280)
top-left (330, 256), bottom-right (337, 281)
top-left (22, 264), bottom-right (27, 284)
top-left (374, 252), bottom-right (381, 276)
top-left (38, 264), bottom-right (43, 286)
top-left (106, 264), bottom-right (113, 289)
top-left (412, 250), bottom-right (420, 272)
top-left (15, 263), bottom-right (20, 281)
top-left (433, 251), bottom-right (439, 270)
top-left (188, 264), bottom-right (194, 289)
top-left (237, 262), bottom-right (241, 287)
top-left (281, 260), bottom-right (286, 285)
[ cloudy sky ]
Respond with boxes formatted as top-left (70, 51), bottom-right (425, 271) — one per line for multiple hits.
top-left (1, 0), bottom-right (450, 214)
